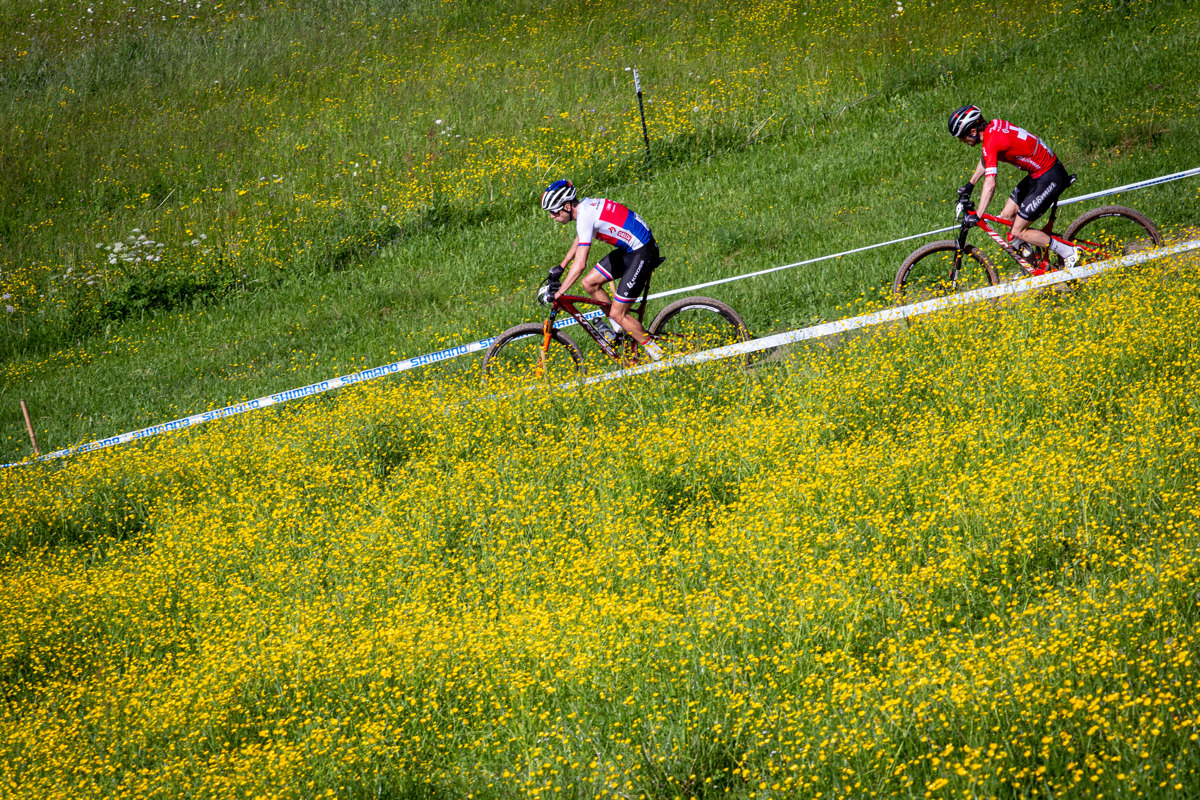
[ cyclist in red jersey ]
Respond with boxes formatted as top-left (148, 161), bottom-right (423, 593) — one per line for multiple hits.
top-left (540, 179), bottom-right (665, 361)
top-left (948, 105), bottom-right (1080, 268)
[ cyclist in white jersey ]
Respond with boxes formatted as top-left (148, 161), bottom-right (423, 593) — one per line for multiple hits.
top-left (540, 179), bottom-right (665, 361)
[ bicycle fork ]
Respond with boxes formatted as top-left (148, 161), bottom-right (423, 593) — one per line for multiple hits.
top-left (536, 311), bottom-right (560, 378)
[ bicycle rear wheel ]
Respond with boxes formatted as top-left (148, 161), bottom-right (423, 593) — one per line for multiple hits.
top-left (480, 322), bottom-right (585, 381)
top-left (1061, 205), bottom-right (1162, 266)
top-left (648, 296), bottom-right (750, 366)
top-left (893, 241), bottom-right (999, 300)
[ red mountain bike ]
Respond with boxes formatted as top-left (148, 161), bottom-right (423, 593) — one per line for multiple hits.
top-left (481, 275), bottom-right (748, 380)
top-left (893, 184), bottom-right (1161, 299)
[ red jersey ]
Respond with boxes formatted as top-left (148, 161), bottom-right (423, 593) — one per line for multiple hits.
top-left (980, 119), bottom-right (1057, 179)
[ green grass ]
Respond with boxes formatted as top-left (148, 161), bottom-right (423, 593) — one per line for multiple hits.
top-left (1, 0), bottom-right (1198, 462)
top-left (5, 3), bottom-right (1200, 793)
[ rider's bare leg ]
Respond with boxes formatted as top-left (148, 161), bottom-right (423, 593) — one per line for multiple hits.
top-left (1005, 198), bottom-right (1075, 261)
top-left (581, 269), bottom-right (616, 311)
top-left (1000, 198), bottom-right (1053, 249)
top-left (581, 270), bottom-right (651, 344)
top-left (608, 300), bottom-right (652, 345)
top-left (1010, 214), bottom-right (1052, 248)
top-left (580, 271), bottom-right (648, 345)
top-left (580, 268), bottom-right (611, 304)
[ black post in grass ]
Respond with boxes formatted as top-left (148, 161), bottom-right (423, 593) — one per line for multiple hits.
top-left (633, 69), bottom-right (651, 173)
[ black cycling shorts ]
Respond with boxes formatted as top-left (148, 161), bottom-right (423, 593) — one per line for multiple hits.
top-left (593, 241), bottom-right (662, 304)
top-left (1011, 159), bottom-right (1070, 222)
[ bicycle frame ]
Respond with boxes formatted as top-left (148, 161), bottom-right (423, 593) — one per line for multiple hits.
top-left (964, 197), bottom-right (1074, 274)
top-left (543, 285), bottom-right (651, 362)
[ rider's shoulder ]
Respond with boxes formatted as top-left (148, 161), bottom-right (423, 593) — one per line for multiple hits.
top-left (984, 119), bottom-right (1020, 134)
top-left (575, 197), bottom-right (605, 215)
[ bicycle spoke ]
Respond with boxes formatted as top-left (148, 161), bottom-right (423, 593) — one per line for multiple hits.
top-left (894, 241), bottom-right (998, 301)
top-left (1071, 220), bottom-right (1157, 263)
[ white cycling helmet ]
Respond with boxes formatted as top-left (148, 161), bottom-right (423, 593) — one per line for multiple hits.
top-left (541, 179), bottom-right (577, 213)
top-left (948, 105), bottom-right (984, 138)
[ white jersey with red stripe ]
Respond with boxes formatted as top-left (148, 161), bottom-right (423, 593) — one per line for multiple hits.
top-left (981, 119), bottom-right (1058, 179)
top-left (574, 197), bottom-right (654, 253)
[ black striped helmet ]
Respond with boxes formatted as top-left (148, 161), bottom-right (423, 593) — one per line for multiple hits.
top-left (948, 105), bottom-right (984, 138)
top-left (541, 179), bottom-right (577, 213)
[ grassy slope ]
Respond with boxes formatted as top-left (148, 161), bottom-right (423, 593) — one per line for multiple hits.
top-left (1, 0), bottom-right (1198, 460)
top-left (3, 2), bottom-right (1200, 798)
top-left (3, 250), bottom-right (1200, 799)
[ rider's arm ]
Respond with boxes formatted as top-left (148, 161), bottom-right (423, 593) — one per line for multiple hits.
top-left (555, 237), bottom-right (590, 299)
top-left (976, 173), bottom-right (997, 218)
top-left (967, 158), bottom-right (986, 189)
top-left (975, 134), bottom-right (1000, 217)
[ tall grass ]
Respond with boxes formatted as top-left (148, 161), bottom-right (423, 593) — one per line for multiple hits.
top-left (3, 0), bottom-right (1198, 460)
top-left (3, 250), bottom-right (1199, 798)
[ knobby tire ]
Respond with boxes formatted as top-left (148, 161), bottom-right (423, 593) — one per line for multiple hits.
top-left (1061, 205), bottom-right (1162, 263)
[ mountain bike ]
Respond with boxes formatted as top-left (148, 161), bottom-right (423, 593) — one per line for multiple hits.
top-left (480, 272), bottom-right (749, 380)
top-left (893, 182), bottom-right (1162, 299)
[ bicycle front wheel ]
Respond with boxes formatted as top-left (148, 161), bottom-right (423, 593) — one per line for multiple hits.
top-left (893, 240), bottom-right (999, 301)
top-left (648, 296), bottom-right (750, 366)
top-left (480, 322), bottom-right (585, 382)
top-left (1061, 205), bottom-right (1162, 266)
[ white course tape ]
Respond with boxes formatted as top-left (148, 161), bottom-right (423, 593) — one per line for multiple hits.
top-left (572, 238), bottom-right (1200, 387)
top-left (4, 168), bottom-right (1196, 468)
top-left (643, 165), bottom-right (1200, 302)
top-left (1059, 166), bottom-right (1200, 208)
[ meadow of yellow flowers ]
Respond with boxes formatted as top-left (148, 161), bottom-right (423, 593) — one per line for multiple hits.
top-left (3, 247), bottom-right (1199, 797)
top-left (4, 0), bottom-right (1200, 797)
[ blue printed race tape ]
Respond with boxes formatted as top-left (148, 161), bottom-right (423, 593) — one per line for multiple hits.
top-left (4, 167), bottom-right (1198, 468)
top-left (8, 338), bottom-right (497, 466)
